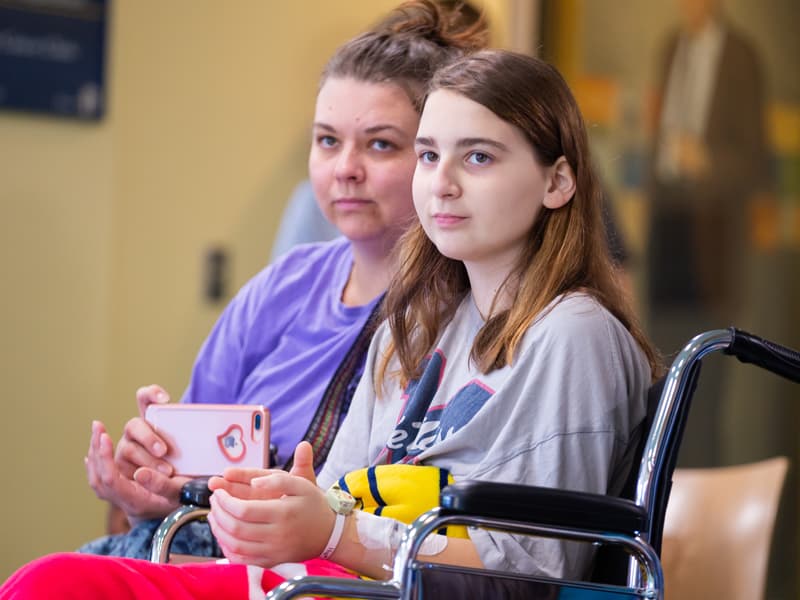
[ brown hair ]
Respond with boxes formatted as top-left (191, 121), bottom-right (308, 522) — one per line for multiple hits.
top-left (321, 0), bottom-right (488, 112)
top-left (381, 50), bottom-right (662, 387)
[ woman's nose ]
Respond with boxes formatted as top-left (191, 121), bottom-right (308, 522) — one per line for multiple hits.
top-left (334, 146), bottom-right (366, 183)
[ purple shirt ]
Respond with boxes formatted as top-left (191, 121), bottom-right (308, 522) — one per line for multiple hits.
top-left (181, 238), bottom-right (380, 466)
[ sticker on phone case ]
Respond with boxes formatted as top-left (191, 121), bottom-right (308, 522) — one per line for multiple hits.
top-left (217, 424), bottom-right (246, 462)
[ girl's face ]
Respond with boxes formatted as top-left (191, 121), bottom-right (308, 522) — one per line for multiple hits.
top-left (309, 78), bottom-right (419, 251)
top-left (413, 89), bottom-right (554, 275)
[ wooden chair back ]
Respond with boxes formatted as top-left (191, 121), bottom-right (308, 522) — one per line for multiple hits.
top-left (661, 456), bottom-right (789, 600)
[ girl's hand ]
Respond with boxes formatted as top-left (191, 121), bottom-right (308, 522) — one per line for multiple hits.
top-left (207, 441), bottom-right (317, 498)
top-left (207, 470), bottom-right (335, 568)
top-left (207, 467), bottom-right (279, 500)
top-left (206, 442), bottom-right (333, 568)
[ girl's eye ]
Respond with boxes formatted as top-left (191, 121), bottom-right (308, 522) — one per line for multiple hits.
top-left (419, 150), bottom-right (438, 164)
top-left (318, 135), bottom-right (337, 148)
top-left (467, 151), bottom-right (491, 165)
top-left (371, 139), bottom-right (395, 151)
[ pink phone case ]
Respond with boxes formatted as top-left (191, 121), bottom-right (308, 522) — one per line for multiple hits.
top-left (144, 404), bottom-right (270, 476)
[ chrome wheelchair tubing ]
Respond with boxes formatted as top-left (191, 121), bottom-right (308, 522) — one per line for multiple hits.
top-left (636, 329), bottom-right (732, 516)
top-left (266, 576), bottom-right (400, 599)
top-left (630, 328), bottom-right (732, 590)
top-left (149, 505), bottom-right (210, 563)
top-left (395, 508), bottom-right (664, 600)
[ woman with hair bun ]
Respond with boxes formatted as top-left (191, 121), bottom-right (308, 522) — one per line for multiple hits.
top-left (79, 0), bottom-right (486, 562)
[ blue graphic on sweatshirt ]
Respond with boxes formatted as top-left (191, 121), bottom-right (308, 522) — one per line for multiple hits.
top-left (385, 350), bottom-right (494, 463)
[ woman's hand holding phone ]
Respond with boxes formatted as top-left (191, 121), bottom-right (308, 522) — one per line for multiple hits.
top-left (84, 384), bottom-right (188, 525)
top-left (114, 385), bottom-right (174, 479)
top-left (84, 418), bottom-right (185, 525)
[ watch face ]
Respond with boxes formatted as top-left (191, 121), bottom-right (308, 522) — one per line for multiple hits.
top-left (326, 485), bottom-right (357, 515)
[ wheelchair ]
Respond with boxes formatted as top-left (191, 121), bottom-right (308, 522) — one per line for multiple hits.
top-left (265, 327), bottom-right (800, 599)
top-left (151, 327), bottom-right (800, 599)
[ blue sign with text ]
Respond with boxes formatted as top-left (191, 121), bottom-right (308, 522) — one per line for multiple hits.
top-left (0, 0), bottom-right (108, 120)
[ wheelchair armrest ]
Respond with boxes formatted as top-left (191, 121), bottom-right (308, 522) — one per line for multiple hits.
top-left (180, 477), bottom-right (212, 507)
top-left (150, 478), bottom-right (213, 563)
top-left (440, 481), bottom-right (646, 535)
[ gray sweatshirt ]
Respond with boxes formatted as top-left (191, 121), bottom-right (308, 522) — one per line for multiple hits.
top-left (319, 293), bottom-right (651, 579)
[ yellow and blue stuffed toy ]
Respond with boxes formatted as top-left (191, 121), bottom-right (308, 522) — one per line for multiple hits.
top-left (334, 464), bottom-right (468, 539)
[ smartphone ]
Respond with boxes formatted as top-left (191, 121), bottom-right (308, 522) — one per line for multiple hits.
top-left (144, 404), bottom-right (270, 476)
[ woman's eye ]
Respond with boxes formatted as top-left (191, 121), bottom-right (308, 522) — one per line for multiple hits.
top-left (371, 139), bottom-right (395, 151)
top-left (318, 135), bottom-right (337, 148)
top-left (467, 151), bottom-right (491, 165)
top-left (419, 150), bottom-right (438, 163)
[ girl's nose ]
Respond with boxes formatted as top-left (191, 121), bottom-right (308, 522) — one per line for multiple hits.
top-left (432, 164), bottom-right (460, 200)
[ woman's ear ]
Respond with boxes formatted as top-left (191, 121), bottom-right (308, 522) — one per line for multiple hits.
top-left (543, 156), bottom-right (576, 209)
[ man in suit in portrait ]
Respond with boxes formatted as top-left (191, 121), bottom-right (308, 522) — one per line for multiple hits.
top-left (646, 0), bottom-right (770, 465)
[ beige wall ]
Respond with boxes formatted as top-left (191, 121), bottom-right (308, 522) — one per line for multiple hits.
top-left (0, 106), bottom-right (114, 577)
top-left (0, 0), bottom-right (512, 580)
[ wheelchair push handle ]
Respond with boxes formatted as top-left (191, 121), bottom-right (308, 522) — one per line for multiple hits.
top-left (726, 327), bottom-right (800, 383)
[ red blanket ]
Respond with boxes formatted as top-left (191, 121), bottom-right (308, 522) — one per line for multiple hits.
top-left (0, 553), bottom-right (357, 599)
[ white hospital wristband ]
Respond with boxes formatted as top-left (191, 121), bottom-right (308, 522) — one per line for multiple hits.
top-left (320, 485), bottom-right (356, 560)
top-left (320, 512), bottom-right (346, 560)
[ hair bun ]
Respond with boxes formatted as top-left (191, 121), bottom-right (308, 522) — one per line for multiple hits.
top-left (376, 0), bottom-right (489, 51)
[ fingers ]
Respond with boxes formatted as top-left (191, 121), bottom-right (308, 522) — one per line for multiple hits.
top-left (84, 420), bottom-right (180, 523)
top-left (87, 420), bottom-right (107, 459)
top-left (209, 489), bottom-right (274, 535)
top-left (135, 384), bottom-right (171, 418)
top-left (91, 460), bottom-right (177, 524)
top-left (210, 474), bottom-right (314, 524)
top-left (129, 384), bottom-right (171, 471)
top-left (116, 417), bottom-right (172, 478)
top-left (85, 423), bottom-right (119, 495)
top-left (206, 507), bottom-right (276, 568)
top-left (207, 476), bottom-right (262, 500)
top-left (207, 475), bottom-right (225, 490)
top-left (209, 466), bottom-right (310, 502)
top-left (288, 441), bottom-right (316, 485)
top-left (207, 468), bottom-right (280, 498)
top-left (219, 467), bottom-right (275, 484)
top-left (95, 430), bottom-right (119, 488)
top-left (251, 470), bottom-right (317, 498)
top-left (126, 416), bottom-right (168, 458)
top-left (84, 428), bottom-right (150, 509)
top-left (85, 421), bottom-right (113, 498)
top-left (210, 487), bottom-right (274, 524)
top-left (133, 468), bottom-right (187, 505)
top-left (208, 489), bottom-right (285, 567)
top-left (208, 475), bottom-right (334, 567)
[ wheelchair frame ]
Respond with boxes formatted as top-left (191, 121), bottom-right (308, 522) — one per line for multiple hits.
top-left (265, 327), bottom-right (800, 599)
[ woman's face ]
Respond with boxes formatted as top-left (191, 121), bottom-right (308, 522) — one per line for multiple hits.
top-left (309, 77), bottom-right (419, 252)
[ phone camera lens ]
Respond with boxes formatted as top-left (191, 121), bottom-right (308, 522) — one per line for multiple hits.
top-left (254, 413), bottom-right (262, 430)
